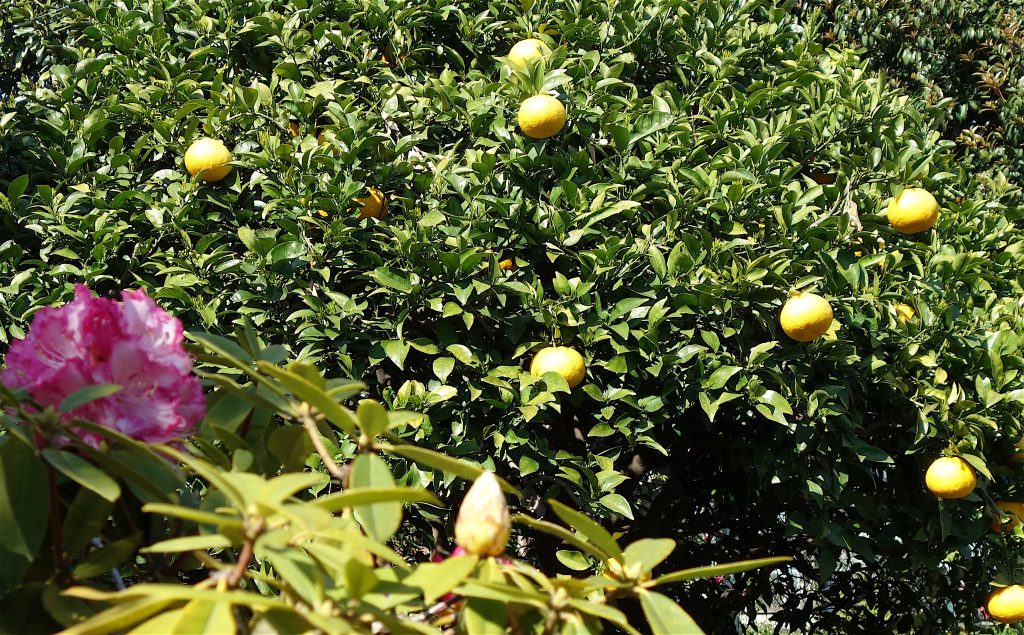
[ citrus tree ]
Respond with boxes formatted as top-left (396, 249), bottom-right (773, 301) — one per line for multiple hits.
top-left (1, 0), bottom-right (1023, 632)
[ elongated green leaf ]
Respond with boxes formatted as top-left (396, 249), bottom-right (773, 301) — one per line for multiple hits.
top-left (187, 331), bottom-right (253, 369)
top-left (72, 533), bottom-right (142, 580)
top-left (60, 598), bottom-right (178, 635)
top-left (350, 454), bottom-right (402, 542)
top-left (314, 487), bottom-right (442, 512)
top-left (141, 534), bottom-right (234, 554)
top-left (403, 555), bottom-right (479, 603)
top-left (639, 590), bottom-right (703, 635)
top-left (59, 384), bottom-right (121, 413)
top-left (567, 598), bottom-right (631, 627)
top-left (261, 472), bottom-right (327, 505)
top-left (356, 399), bottom-right (390, 437)
top-left (621, 538), bottom-right (675, 576)
top-left (455, 580), bottom-right (548, 609)
top-left (256, 361), bottom-right (360, 437)
top-left (64, 584), bottom-right (288, 609)
top-left (42, 449), bottom-right (120, 502)
top-left (169, 599), bottom-right (235, 635)
top-left (0, 434), bottom-right (49, 594)
top-left (461, 596), bottom-right (506, 634)
top-left (142, 503), bottom-right (242, 529)
top-left (64, 489), bottom-right (115, 555)
top-left (548, 500), bottom-right (622, 559)
top-left (158, 446), bottom-right (246, 508)
top-left (652, 556), bottom-right (792, 586)
top-left (128, 609), bottom-right (183, 634)
top-left (382, 444), bottom-right (519, 497)
top-left (513, 514), bottom-right (610, 561)
top-left (198, 372), bottom-right (288, 417)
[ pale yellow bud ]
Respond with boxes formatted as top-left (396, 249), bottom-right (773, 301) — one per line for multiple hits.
top-left (454, 471), bottom-right (510, 557)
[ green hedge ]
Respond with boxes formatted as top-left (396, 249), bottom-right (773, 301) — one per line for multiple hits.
top-left (1, 0), bottom-right (1022, 631)
top-left (802, 0), bottom-right (1024, 181)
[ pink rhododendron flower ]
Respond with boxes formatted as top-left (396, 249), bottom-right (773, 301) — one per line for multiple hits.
top-left (1, 285), bottom-right (204, 445)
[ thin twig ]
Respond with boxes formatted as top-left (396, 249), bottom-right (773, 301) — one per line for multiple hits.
top-left (299, 403), bottom-right (346, 481)
top-left (227, 538), bottom-right (254, 588)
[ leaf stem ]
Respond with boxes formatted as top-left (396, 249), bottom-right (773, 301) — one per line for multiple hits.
top-left (299, 403), bottom-right (347, 482)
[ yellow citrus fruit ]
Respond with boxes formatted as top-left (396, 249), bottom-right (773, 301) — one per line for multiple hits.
top-left (531, 346), bottom-right (586, 388)
top-left (894, 303), bottom-right (915, 323)
top-left (498, 258), bottom-right (517, 271)
top-left (288, 121), bottom-right (300, 137)
top-left (507, 38), bottom-right (551, 68)
top-left (887, 187), bottom-right (938, 234)
top-left (987, 585), bottom-right (1024, 624)
top-left (356, 187), bottom-right (386, 220)
top-left (518, 94), bottom-right (565, 139)
top-left (184, 138), bottom-right (232, 182)
top-left (780, 292), bottom-right (833, 342)
top-left (991, 501), bottom-right (1024, 533)
top-left (925, 456), bottom-right (977, 499)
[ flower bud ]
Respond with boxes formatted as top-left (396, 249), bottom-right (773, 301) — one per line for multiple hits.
top-left (454, 471), bottom-right (510, 557)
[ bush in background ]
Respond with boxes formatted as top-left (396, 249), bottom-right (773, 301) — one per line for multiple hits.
top-left (801, 0), bottom-right (1024, 181)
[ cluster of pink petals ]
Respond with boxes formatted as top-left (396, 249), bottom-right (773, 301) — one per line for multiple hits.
top-left (1, 285), bottom-right (204, 445)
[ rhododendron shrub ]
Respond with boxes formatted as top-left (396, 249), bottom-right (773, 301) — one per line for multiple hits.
top-left (0, 329), bottom-right (788, 634)
top-left (1, 285), bottom-right (204, 445)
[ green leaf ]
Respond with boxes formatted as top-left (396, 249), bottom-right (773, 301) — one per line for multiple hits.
top-left (256, 361), bottom-right (361, 437)
top-left (8, 174), bottom-right (29, 199)
top-left (350, 454), bottom-right (402, 542)
top-left (314, 487), bottom-right (443, 512)
top-left (42, 449), bottom-right (121, 503)
top-left (704, 365), bottom-right (741, 390)
top-left (59, 597), bottom-right (178, 635)
top-left (461, 597), bottom-right (506, 635)
top-left (639, 590), bottom-right (703, 634)
top-left (629, 111), bottom-right (674, 147)
top-left (556, 549), bottom-right (592, 571)
top-left (652, 556), bottom-right (792, 586)
top-left (382, 444), bottom-right (519, 496)
top-left (433, 357), bottom-right (456, 382)
top-left (72, 533), bottom-right (142, 580)
top-left (548, 500), bottom-right (622, 559)
top-left (621, 538), bottom-right (676, 575)
top-left (567, 598), bottom-right (631, 627)
top-left (168, 599), bottom-right (236, 635)
top-left (64, 489), bottom-right (115, 555)
top-left (403, 555), bottom-right (479, 603)
top-left (59, 384), bottom-right (122, 413)
top-left (141, 534), bottom-right (234, 554)
top-left (356, 399), bottom-right (390, 437)
top-left (598, 493), bottom-right (634, 519)
top-left (140, 504), bottom-right (243, 530)
top-left (513, 515), bottom-right (610, 561)
top-left (372, 267), bottom-right (414, 293)
top-left (0, 434), bottom-right (49, 594)
top-left (267, 426), bottom-right (315, 472)
top-left (456, 580), bottom-right (548, 608)
top-left (187, 331), bottom-right (253, 371)
top-left (959, 453), bottom-right (993, 481)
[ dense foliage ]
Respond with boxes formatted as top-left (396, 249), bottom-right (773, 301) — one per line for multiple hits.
top-left (801, 0), bottom-right (1024, 180)
top-left (2, 0), bottom-right (1023, 632)
top-left (1, 325), bottom-right (785, 633)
